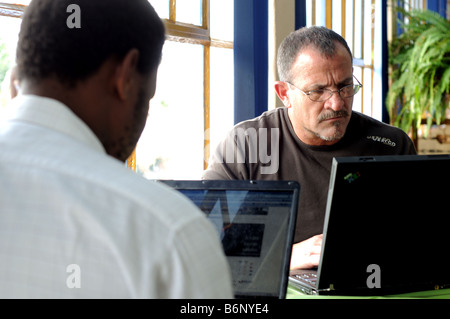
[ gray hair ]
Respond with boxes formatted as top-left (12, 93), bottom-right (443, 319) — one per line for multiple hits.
top-left (277, 26), bottom-right (353, 82)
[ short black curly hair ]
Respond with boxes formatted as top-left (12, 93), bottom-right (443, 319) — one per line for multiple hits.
top-left (16, 0), bottom-right (165, 87)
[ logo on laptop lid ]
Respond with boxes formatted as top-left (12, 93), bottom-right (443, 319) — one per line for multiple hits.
top-left (344, 172), bottom-right (361, 184)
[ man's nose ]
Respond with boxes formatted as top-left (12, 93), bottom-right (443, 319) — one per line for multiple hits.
top-left (325, 91), bottom-right (346, 111)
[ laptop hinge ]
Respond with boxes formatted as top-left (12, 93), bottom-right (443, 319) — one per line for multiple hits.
top-left (324, 284), bottom-right (335, 292)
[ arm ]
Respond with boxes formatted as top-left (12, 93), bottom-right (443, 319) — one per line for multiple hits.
top-left (202, 130), bottom-right (251, 180)
top-left (290, 234), bottom-right (323, 270)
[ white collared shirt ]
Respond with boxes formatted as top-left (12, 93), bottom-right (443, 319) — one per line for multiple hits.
top-left (0, 95), bottom-right (233, 298)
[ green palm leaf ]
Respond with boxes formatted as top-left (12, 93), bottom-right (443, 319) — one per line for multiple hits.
top-left (386, 7), bottom-right (450, 139)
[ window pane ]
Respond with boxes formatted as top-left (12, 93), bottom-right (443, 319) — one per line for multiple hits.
top-left (176, 0), bottom-right (202, 26)
top-left (362, 67), bottom-right (373, 117)
top-left (0, 0), bottom-right (31, 4)
top-left (353, 1), bottom-right (363, 59)
top-left (331, 1), bottom-right (343, 36)
top-left (136, 41), bottom-right (204, 180)
top-left (344, 1), bottom-right (354, 56)
top-left (210, 0), bottom-right (234, 41)
top-left (208, 46), bottom-right (234, 164)
top-left (148, 0), bottom-right (169, 20)
top-left (363, 1), bottom-right (374, 66)
top-left (0, 16), bottom-right (21, 116)
top-left (352, 67), bottom-right (363, 113)
top-left (315, 0), bottom-right (327, 27)
top-left (306, 0), bottom-right (313, 26)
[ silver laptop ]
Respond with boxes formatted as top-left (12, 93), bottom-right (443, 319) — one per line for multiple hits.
top-left (159, 180), bottom-right (299, 299)
top-left (290, 154), bottom-right (450, 295)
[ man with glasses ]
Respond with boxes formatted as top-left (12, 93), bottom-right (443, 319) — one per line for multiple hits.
top-left (203, 26), bottom-right (416, 270)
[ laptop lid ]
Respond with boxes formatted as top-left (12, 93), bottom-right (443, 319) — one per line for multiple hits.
top-left (158, 180), bottom-right (299, 299)
top-left (316, 154), bottom-right (450, 295)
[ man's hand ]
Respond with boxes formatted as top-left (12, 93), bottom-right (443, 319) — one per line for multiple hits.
top-left (290, 234), bottom-right (323, 270)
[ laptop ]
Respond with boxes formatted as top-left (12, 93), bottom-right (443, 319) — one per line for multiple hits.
top-left (289, 154), bottom-right (450, 296)
top-left (158, 179), bottom-right (299, 299)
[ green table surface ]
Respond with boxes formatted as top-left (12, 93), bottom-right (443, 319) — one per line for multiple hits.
top-left (287, 284), bottom-right (450, 299)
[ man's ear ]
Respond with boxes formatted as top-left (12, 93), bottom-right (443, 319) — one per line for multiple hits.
top-left (115, 49), bottom-right (140, 101)
top-left (274, 81), bottom-right (292, 108)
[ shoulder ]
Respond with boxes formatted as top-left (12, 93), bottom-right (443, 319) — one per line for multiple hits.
top-left (351, 111), bottom-right (407, 136)
top-left (233, 107), bottom-right (288, 130)
top-left (223, 107), bottom-right (287, 141)
top-left (71, 152), bottom-right (206, 229)
top-left (349, 111), bottom-right (416, 153)
top-left (53, 154), bottom-right (231, 297)
top-left (5, 123), bottom-right (207, 232)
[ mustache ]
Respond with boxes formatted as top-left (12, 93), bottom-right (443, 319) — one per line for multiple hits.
top-left (318, 110), bottom-right (350, 122)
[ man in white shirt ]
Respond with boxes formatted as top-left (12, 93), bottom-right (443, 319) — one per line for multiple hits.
top-left (0, 0), bottom-right (233, 298)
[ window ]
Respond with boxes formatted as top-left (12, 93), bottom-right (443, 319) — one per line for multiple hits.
top-left (304, 0), bottom-right (383, 121)
top-left (132, 0), bottom-right (234, 179)
top-left (0, 1), bottom-right (235, 180)
top-left (0, 3), bottom-right (24, 116)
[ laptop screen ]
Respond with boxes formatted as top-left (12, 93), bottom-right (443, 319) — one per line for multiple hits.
top-left (159, 180), bottom-right (299, 298)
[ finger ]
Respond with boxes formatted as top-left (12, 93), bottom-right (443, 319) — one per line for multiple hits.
top-left (313, 234), bottom-right (323, 244)
top-left (310, 245), bottom-right (322, 255)
top-left (309, 254), bottom-right (321, 267)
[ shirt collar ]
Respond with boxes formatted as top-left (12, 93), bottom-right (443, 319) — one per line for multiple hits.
top-left (8, 94), bottom-right (106, 154)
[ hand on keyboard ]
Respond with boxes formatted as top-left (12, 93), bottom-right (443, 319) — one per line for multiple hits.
top-left (290, 234), bottom-right (323, 270)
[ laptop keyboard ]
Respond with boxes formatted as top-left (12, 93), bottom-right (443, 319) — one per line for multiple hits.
top-left (294, 272), bottom-right (317, 284)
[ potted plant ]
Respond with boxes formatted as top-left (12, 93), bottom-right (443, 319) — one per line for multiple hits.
top-left (386, 7), bottom-right (450, 147)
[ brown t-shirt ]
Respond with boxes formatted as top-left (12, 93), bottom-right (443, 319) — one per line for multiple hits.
top-left (202, 107), bottom-right (417, 243)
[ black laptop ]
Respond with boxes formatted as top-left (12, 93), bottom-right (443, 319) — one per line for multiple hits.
top-left (290, 154), bottom-right (450, 296)
top-left (159, 179), bottom-right (299, 299)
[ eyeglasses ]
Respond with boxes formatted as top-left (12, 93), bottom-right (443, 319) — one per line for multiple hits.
top-left (286, 75), bottom-right (363, 102)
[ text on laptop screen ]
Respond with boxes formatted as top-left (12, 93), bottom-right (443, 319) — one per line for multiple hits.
top-left (177, 189), bottom-right (294, 296)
